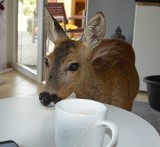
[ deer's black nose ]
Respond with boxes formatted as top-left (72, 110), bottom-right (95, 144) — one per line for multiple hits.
top-left (39, 92), bottom-right (52, 106)
top-left (39, 92), bottom-right (62, 106)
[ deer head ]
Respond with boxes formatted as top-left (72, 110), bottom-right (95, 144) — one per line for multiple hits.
top-left (39, 7), bottom-right (106, 106)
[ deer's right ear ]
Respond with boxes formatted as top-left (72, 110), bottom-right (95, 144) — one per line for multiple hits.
top-left (45, 7), bottom-right (68, 43)
top-left (82, 12), bottom-right (106, 49)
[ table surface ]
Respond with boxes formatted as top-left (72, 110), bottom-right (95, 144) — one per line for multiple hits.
top-left (0, 97), bottom-right (160, 147)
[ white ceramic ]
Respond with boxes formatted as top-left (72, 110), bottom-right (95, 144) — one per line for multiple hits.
top-left (55, 99), bottom-right (118, 147)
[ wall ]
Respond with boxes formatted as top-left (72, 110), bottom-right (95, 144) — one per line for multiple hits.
top-left (87, 0), bottom-right (135, 44)
top-left (0, 0), bottom-right (7, 72)
top-left (0, 0), bottom-right (16, 69)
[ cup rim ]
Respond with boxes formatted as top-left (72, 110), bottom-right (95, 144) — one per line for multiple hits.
top-left (55, 98), bottom-right (107, 115)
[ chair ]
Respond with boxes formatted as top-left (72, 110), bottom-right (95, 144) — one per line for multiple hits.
top-left (47, 2), bottom-right (86, 38)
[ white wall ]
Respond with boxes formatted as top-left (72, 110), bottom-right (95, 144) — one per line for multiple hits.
top-left (0, 0), bottom-right (7, 72)
top-left (87, 0), bottom-right (135, 44)
top-left (0, 0), bottom-right (15, 72)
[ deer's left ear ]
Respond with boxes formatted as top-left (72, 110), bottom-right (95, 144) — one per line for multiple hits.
top-left (82, 12), bottom-right (106, 49)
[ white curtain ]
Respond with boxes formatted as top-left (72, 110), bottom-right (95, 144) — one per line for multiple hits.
top-left (0, 1), bottom-right (7, 74)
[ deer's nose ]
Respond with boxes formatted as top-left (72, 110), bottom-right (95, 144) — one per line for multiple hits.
top-left (39, 92), bottom-right (52, 106)
top-left (39, 92), bottom-right (62, 106)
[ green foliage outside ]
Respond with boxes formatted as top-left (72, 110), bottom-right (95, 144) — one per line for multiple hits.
top-left (19, 0), bottom-right (36, 16)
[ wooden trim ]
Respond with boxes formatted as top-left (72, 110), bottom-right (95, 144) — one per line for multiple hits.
top-left (136, 2), bottom-right (160, 7)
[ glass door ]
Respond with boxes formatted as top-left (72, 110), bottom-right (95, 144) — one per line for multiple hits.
top-left (13, 0), bottom-right (45, 83)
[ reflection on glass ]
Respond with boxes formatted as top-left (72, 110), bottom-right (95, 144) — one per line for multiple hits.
top-left (17, 0), bottom-right (38, 73)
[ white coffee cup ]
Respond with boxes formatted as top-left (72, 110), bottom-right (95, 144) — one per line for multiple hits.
top-left (55, 99), bottom-right (118, 147)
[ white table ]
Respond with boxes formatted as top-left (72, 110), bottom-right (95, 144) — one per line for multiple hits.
top-left (0, 97), bottom-right (159, 147)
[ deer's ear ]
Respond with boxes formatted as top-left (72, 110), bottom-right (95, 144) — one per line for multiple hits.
top-left (82, 12), bottom-right (106, 49)
top-left (45, 7), bottom-right (68, 43)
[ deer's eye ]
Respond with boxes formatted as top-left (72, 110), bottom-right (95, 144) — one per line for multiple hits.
top-left (68, 63), bottom-right (79, 71)
top-left (44, 58), bottom-right (49, 67)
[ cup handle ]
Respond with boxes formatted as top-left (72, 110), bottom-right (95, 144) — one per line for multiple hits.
top-left (97, 120), bottom-right (118, 147)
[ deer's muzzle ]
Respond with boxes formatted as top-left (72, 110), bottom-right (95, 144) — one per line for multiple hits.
top-left (39, 92), bottom-right (61, 106)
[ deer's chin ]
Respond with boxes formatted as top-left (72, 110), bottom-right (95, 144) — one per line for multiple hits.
top-left (56, 90), bottom-right (76, 99)
top-left (50, 93), bottom-right (62, 103)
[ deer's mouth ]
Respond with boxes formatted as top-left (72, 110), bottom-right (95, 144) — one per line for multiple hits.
top-left (39, 92), bottom-right (62, 107)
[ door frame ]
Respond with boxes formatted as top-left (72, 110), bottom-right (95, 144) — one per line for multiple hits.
top-left (12, 0), bottom-right (45, 83)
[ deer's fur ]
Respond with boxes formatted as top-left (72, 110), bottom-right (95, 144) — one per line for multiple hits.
top-left (42, 8), bottom-right (139, 111)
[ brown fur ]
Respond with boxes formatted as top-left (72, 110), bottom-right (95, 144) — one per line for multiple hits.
top-left (43, 9), bottom-right (139, 111)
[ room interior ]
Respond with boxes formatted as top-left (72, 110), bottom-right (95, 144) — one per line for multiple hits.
top-left (0, 0), bottom-right (160, 136)
top-left (0, 0), bottom-right (150, 99)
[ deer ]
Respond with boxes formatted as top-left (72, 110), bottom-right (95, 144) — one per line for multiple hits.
top-left (39, 8), bottom-right (139, 111)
